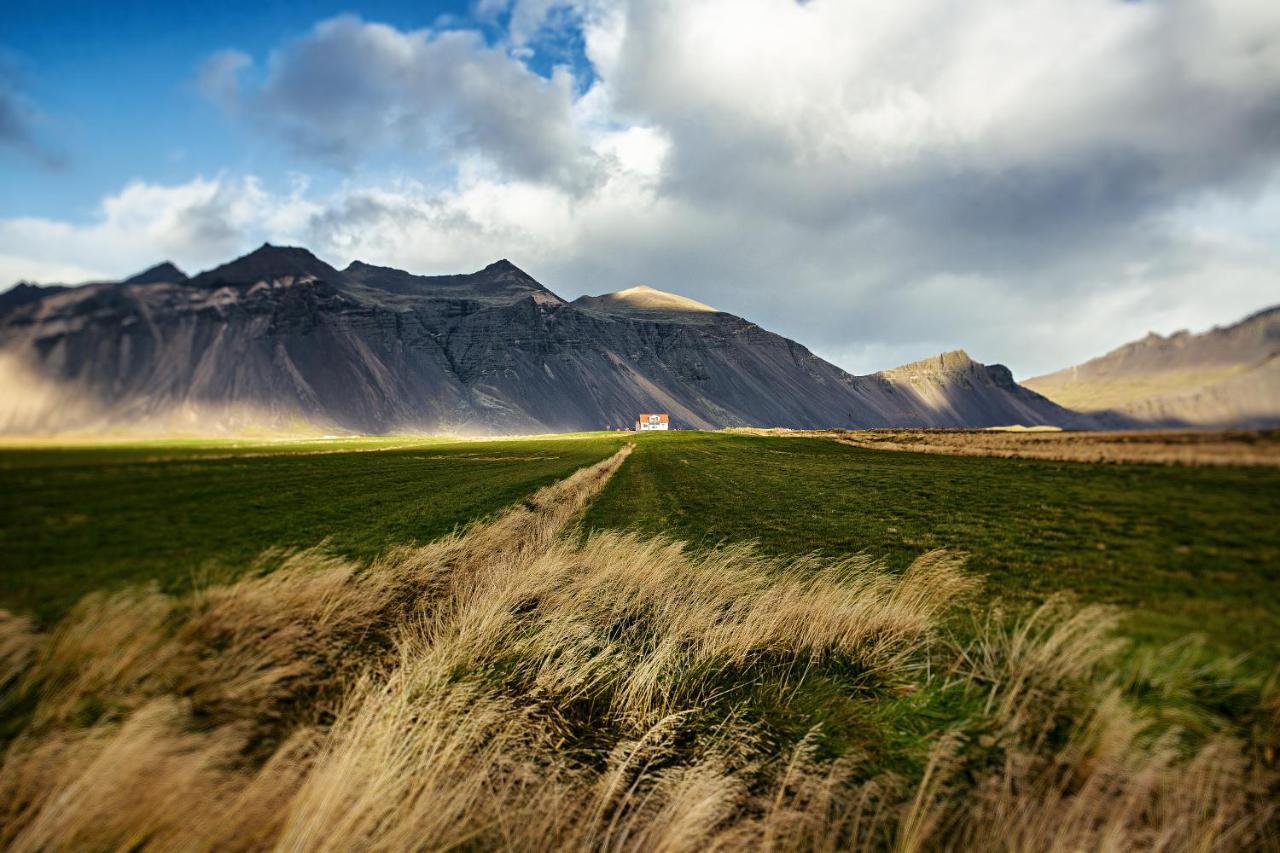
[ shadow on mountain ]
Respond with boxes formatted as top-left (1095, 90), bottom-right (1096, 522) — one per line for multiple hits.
top-left (0, 246), bottom-right (1114, 435)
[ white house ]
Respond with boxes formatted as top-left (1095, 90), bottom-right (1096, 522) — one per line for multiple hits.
top-left (635, 413), bottom-right (670, 431)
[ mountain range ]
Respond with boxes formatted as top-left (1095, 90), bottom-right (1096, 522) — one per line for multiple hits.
top-left (0, 244), bottom-right (1100, 435)
top-left (1026, 307), bottom-right (1279, 428)
top-left (3, 245), bottom-right (1275, 435)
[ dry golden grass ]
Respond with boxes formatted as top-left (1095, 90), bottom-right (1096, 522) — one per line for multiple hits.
top-left (1, 443), bottom-right (1276, 850)
top-left (935, 600), bottom-right (1276, 850)
top-left (730, 427), bottom-right (1280, 467)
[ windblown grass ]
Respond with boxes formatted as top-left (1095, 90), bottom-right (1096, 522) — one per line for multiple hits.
top-left (0, 432), bottom-right (629, 623)
top-left (1, 445), bottom-right (1275, 850)
top-left (582, 431), bottom-right (1280, 667)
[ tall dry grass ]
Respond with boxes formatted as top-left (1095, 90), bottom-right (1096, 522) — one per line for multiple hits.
top-left (1, 443), bottom-right (1276, 850)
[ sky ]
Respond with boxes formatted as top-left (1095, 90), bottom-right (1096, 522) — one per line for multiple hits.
top-left (1, 0), bottom-right (1278, 379)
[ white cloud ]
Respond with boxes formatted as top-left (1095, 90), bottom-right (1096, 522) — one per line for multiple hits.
top-left (204, 15), bottom-right (599, 191)
top-left (0, 175), bottom-right (319, 283)
top-left (196, 49), bottom-right (252, 113)
top-left (591, 0), bottom-right (1280, 226)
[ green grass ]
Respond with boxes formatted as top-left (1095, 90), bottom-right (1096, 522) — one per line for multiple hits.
top-left (0, 434), bottom-right (628, 624)
top-left (581, 432), bottom-right (1280, 667)
top-left (1, 429), bottom-right (1276, 846)
top-left (5, 429), bottom-right (1278, 671)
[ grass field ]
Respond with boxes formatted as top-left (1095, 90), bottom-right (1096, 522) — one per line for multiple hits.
top-left (2, 432), bottom-right (1276, 850)
top-left (2, 430), bottom-right (1278, 848)
top-left (583, 432), bottom-right (1280, 667)
top-left (4, 429), bottom-right (1278, 660)
top-left (0, 433), bottom-right (628, 623)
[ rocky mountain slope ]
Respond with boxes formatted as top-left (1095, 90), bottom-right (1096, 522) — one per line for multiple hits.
top-left (0, 245), bottom-right (1086, 434)
top-left (0, 283), bottom-right (69, 316)
top-left (1026, 307), bottom-right (1280, 428)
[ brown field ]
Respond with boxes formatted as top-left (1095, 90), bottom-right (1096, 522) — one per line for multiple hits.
top-left (730, 428), bottom-right (1280, 467)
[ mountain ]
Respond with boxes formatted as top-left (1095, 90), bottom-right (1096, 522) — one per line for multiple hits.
top-left (190, 243), bottom-right (340, 287)
top-left (861, 350), bottom-right (1088, 428)
top-left (0, 262), bottom-right (185, 318)
top-left (0, 246), bottom-right (1086, 435)
top-left (343, 258), bottom-right (561, 304)
top-left (573, 285), bottom-right (717, 319)
top-left (124, 262), bottom-right (187, 285)
top-left (1025, 307), bottom-right (1280, 428)
top-left (0, 283), bottom-right (69, 317)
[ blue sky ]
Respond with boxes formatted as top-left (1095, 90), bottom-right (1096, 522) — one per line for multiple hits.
top-left (2, 0), bottom-right (1278, 379)
top-left (1, 1), bottom-right (529, 218)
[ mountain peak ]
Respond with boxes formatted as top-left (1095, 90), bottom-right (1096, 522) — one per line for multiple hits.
top-left (191, 244), bottom-right (341, 287)
top-left (124, 261), bottom-right (188, 285)
top-left (340, 256), bottom-right (562, 304)
top-left (574, 284), bottom-right (717, 316)
top-left (881, 350), bottom-right (976, 377)
top-left (936, 348), bottom-right (973, 365)
top-left (0, 281), bottom-right (70, 317)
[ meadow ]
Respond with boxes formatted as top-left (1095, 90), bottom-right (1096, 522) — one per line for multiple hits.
top-left (585, 432), bottom-right (1280, 666)
top-left (0, 433), bottom-right (628, 622)
top-left (1, 430), bottom-right (1277, 849)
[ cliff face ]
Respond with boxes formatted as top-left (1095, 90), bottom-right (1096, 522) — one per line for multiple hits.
top-left (0, 245), bottom-right (1088, 434)
top-left (858, 350), bottom-right (1090, 429)
top-left (1026, 307), bottom-right (1280, 428)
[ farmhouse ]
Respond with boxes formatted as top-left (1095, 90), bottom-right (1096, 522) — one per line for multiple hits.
top-left (635, 413), bottom-right (670, 431)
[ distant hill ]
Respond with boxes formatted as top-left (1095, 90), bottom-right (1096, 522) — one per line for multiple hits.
top-left (1026, 307), bottom-right (1280, 428)
top-left (0, 244), bottom-right (1088, 434)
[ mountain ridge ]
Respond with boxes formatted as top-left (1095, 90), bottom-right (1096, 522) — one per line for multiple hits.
top-left (1026, 306), bottom-right (1280, 428)
top-left (0, 245), bottom-right (1092, 435)
top-left (189, 243), bottom-right (343, 288)
top-left (124, 262), bottom-right (188, 285)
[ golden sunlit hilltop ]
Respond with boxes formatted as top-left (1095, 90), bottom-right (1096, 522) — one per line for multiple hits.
top-left (572, 284), bottom-right (717, 316)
